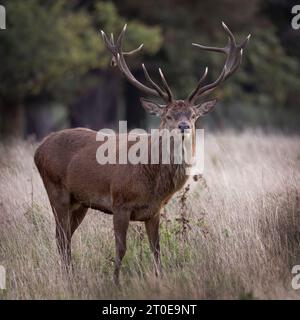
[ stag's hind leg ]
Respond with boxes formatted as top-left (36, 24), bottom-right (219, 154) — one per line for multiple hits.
top-left (112, 209), bottom-right (131, 285)
top-left (55, 212), bottom-right (72, 269)
top-left (42, 177), bottom-right (72, 268)
top-left (145, 212), bottom-right (162, 276)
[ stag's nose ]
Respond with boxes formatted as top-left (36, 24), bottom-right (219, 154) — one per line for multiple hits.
top-left (178, 122), bottom-right (190, 133)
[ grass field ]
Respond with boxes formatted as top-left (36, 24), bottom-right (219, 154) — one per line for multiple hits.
top-left (0, 130), bottom-right (300, 299)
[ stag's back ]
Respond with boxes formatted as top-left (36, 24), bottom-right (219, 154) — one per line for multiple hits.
top-left (34, 128), bottom-right (96, 183)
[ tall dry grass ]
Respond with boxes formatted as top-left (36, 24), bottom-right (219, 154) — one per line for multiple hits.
top-left (0, 131), bottom-right (299, 299)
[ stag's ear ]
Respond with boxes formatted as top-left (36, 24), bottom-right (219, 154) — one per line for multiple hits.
top-left (195, 99), bottom-right (218, 117)
top-left (140, 98), bottom-right (165, 117)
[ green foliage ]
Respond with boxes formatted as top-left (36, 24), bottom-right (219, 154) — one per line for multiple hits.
top-left (1, 0), bottom-right (300, 133)
top-left (113, 0), bottom-right (300, 116)
top-left (94, 2), bottom-right (162, 55)
top-left (0, 0), bottom-right (163, 104)
top-left (238, 27), bottom-right (300, 108)
top-left (0, 0), bottom-right (99, 102)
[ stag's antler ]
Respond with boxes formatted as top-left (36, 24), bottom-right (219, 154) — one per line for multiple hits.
top-left (101, 24), bottom-right (173, 103)
top-left (188, 22), bottom-right (251, 103)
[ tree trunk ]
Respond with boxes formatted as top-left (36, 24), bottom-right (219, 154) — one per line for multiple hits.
top-left (124, 70), bottom-right (146, 129)
top-left (25, 97), bottom-right (54, 140)
top-left (0, 103), bottom-right (24, 139)
top-left (70, 70), bottom-right (119, 131)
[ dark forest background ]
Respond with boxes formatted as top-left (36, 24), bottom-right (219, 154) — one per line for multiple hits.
top-left (0, 0), bottom-right (300, 140)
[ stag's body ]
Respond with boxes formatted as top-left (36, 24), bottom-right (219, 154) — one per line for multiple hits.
top-left (35, 23), bottom-right (249, 284)
top-left (35, 128), bottom-right (188, 218)
top-left (35, 127), bottom-right (187, 281)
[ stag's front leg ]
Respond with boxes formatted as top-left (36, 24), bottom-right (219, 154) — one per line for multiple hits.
top-left (145, 212), bottom-right (162, 277)
top-left (113, 209), bottom-right (131, 285)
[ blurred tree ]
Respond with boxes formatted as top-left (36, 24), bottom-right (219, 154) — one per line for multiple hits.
top-left (0, 0), bottom-right (162, 138)
top-left (0, 0), bottom-right (100, 137)
top-left (69, 1), bottom-right (162, 130)
top-left (114, 0), bottom-right (300, 129)
top-left (261, 0), bottom-right (300, 109)
top-left (0, 0), bottom-right (299, 137)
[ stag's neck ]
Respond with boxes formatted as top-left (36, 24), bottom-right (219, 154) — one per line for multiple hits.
top-left (157, 162), bottom-right (188, 197)
top-left (143, 133), bottom-right (192, 198)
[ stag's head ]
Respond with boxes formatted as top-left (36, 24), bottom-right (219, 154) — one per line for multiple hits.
top-left (101, 23), bottom-right (250, 132)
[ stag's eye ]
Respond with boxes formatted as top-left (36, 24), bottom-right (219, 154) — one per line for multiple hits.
top-left (191, 114), bottom-right (196, 119)
top-left (166, 115), bottom-right (172, 121)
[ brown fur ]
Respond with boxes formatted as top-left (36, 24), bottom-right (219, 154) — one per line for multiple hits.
top-left (34, 124), bottom-right (190, 283)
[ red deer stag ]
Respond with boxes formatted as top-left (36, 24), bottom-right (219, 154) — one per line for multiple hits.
top-left (34, 23), bottom-right (250, 284)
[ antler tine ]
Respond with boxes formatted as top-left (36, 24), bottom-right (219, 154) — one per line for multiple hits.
top-left (110, 33), bottom-right (114, 45)
top-left (123, 44), bottom-right (144, 56)
top-left (102, 28), bottom-right (144, 56)
top-left (195, 66), bottom-right (227, 98)
top-left (225, 48), bottom-right (243, 78)
top-left (188, 22), bottom-right (250, 103)
top-left (116, 24), bottom-right (145, 56)
top-left (222, 21), bottom-right (236, 46)
top-left (101, 30), bottom-right (113, 51)
top-left (101, 24), bottom-right (173, 102)
top-left (115, 53), bottom-right (161, 97)
top-left (159, 68), bottom-right (173, 102)
top-left (116, 23), bottom-right (127, 47)
top-left (188, 67), bottom-right (208, 102)
top-left (239, 34), bottom-right (251, 50)
top-left (192, 43), bottom-right (226, 54)
top-left (101, 26), bottom-right (159, 97)
top-left (142, 64), bottom-right (166, 99)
